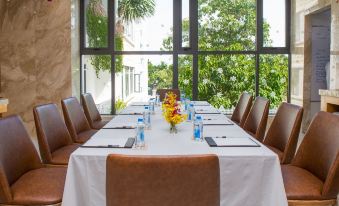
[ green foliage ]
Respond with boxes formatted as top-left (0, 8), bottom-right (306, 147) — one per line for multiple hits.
top-left (86, 0), bottom-right (156, 76)
top-left (151, 0), bottom-right (288, 109)
top-left (148, 61), bottom-right (173, 91)
top-left (118, 0), bottom-right (155, 23)
top-left (115, 99), bottom-right (127, 112)
top-left (86, 1), bottom-right (112, 76)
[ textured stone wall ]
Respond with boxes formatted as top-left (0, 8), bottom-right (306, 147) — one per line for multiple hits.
top-left (291, 0), bottom-right (339, 130)
top-left (0, 0), bottom-right (71, 136)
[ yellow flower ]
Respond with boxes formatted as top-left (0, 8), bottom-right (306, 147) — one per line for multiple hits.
top-left (162, 92), bottom-right (187, 126)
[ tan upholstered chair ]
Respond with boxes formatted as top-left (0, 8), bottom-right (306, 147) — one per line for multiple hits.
top-left (231, 92), bottom-right (253, 127)
top-left (61, 97), bottom-right (97, 143)
top-left (156, 89), bottom-right (180, 101)
top-left (264, 103), bottom-right (303, 164)
top-left (81, 93), bottom-right (109, 130)
top-left (34, 103), bottom-right (81, 165)
top-left (106, 154), bottom-right (220, 206)
top-left (242, 97), bottom-right (270, 142)
top-left (281, 112), bottom-right (339, 206)
top-left (0, 115), bottom-right (66, 206)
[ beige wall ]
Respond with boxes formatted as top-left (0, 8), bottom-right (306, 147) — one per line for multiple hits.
top-left (0, 0), bottom-right (72, 136)
top-left (291, 0), bottom-right (339, 130)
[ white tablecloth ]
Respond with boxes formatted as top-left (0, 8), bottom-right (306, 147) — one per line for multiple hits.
top-left (62, 105), bottom-right (288, 206)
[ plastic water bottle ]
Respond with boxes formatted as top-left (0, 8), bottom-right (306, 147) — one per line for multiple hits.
top-left (196, 115), bottom-right (204, 141)
top-left (136, 118), bottom-right (145, 148)
top-left (155, 94), bottom-right (160, 105)
top-left (185, 98), bottom-right (190, 111)
top-left (143, 106), bottom-right (151, 130)
top-left (180, 93), bottom-right (185, 102)
top-left (193, 116), bottom-right (200, 141)
top-left (149, 100), bottom-right (155, 114)
top-left (188, 103), bottom-right (195, 122)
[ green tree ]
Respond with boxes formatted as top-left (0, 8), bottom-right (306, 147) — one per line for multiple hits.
top-left (86, 0), bottom-right (155, 76)
top-left (148, 61), bottom-right (173, 92)
top-left (152, 0), bottom-right (288, 109)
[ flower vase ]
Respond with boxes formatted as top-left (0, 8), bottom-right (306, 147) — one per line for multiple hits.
top-left (169, 122), bottom-right (177, 134)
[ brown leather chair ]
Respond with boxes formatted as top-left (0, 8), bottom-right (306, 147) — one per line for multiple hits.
top-left (61, 97), bottom-right (98, 144)
top-left (281, 112), bottom-right (339, 206)
top-left (242, 97), bottom-right (270, 142)
top-left (231, 92), bottom-right (253, 127)
top-left (156, 89), bottom-right (180, 101)
top-left (0, 115), bottom-right (66, 205)
top-left (34, 103), bottom-right (81, 165)
top-left (81, 93), bottom-right (109, 130)
top-left (106, 154), bottom-right (220, 206)
top-left (264, 103), bottom-right (303, 164)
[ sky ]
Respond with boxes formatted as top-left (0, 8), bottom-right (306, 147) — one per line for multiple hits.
top-left (126, 0), bottom-right (286, 63)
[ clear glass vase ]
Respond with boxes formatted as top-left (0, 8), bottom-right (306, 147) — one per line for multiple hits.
top-left (169, 122), bottom-right (177, 134)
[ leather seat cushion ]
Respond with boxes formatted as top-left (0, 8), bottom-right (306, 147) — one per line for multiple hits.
top-left (51, 144), bottom-right (81, 165)
top-left (92, 120), bottom-right (109, 130)
top-left (76, 129), bottom-right (98, 143)
top-left (281, 165), bottom-right (324, 200)
top-left (10, 167), bottom-right (66, 205)
top-left (267, 145), bottom-right (283, 161)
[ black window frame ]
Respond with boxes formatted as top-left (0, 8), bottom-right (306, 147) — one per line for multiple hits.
top-left (78, 0), bottom-right (291, 115)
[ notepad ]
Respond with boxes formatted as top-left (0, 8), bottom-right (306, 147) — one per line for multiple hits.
top-left (205, 137), bottom-right (260, 147)
top-left (102, 126), bottom-right (136, 129)
top-left (81, 137), bottom-right (135, 148)
top-left (203, 119), bottom-right (234, 126)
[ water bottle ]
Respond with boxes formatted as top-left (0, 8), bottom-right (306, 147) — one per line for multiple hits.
top-left (188, 103), bottom-right (195, 122)
top-left (180, 93), bottom-right (185, 102)
top-left (155, 94), bottom-right (160, 106)
top-left (193, 117), bottom-right (200, 141)
top-left (149, 100), bottom-right (155, 114)
top-left (136, 118), bottom-right (145, 148)
top-left (185, 98), bottom-right (190, 111)
top-left (196, 115), bottom-right (204, 141)
top-left (143, 106), bottom-right (151, 130)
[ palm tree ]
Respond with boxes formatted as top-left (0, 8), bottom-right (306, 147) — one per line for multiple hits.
top-left (118, 0), bottom-right (155, 23)
top-left (86, 0), bottom-right (155, 75)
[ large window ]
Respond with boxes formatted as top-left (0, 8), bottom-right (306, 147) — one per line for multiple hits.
top-left (77, 0), bottom-right (291, 114)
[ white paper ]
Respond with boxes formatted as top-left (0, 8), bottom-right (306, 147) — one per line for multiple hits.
top-left (213, 137), bottom-right (258, 147)
top-left (83, 137), bottom-right (129, 147)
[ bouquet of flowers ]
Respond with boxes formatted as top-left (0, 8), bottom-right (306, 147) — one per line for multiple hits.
top-left (162, 92), bottom-right (187, 133)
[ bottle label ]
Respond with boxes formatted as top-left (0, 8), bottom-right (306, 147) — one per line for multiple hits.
top-left (194, 125), bottom-right (200, 139)
top-left (140, 131), bottom-right (144, 142)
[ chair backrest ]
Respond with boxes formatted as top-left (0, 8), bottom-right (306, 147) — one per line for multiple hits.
top-left (106, 154), bottom-right (220, 206)
top-left (156, 89), bottom-right (180, 101)
top-left (231, 92), bottom-right (253, 127)
top-left (81, 93), bottom-right (102, 129)
top-left (61, 97), bottom-right (91, 142)
top-left (33, 103), bottom-right (73, 164)
top-left (243, 97), bottom-right (270, 142)
top-left (0, 115), bottom-right (42, 203)
top-left (292, 112), bottom-right (339, 198)
top-left (264, 103), bottom-right (303, 164)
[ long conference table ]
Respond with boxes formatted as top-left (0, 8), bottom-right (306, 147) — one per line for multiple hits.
top-left (62, 101), bottom-right (288, 206)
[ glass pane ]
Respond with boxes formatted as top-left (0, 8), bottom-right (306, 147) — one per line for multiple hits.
top-left (198, 55), bottom-right (256, 110)
top-left (198, 0), bottom-right (256, 51)
top-left (178, 55), bottom-right (193, 99)
top-left (72, 0), bottom-right (80, 99)
top-left (84, 0), bottom-right (108, 48)
top-left (182, 0), bottom-right (190, 48)
top-left (115, 0), bottom-right (173, 51)
top-left (263, 0), bottom-right (286, 47)
top-left (291, 54), bottom-right (303, 106)
top-left (114, 55), bottom-right (173, 107)
top-left (82, 55), bottom-right (111, 114)
top-left (259, 54), bottom-right (288, 110)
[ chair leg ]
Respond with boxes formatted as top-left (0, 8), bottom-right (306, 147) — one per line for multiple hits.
top-left (288, 199), bottom-right (337, 206)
